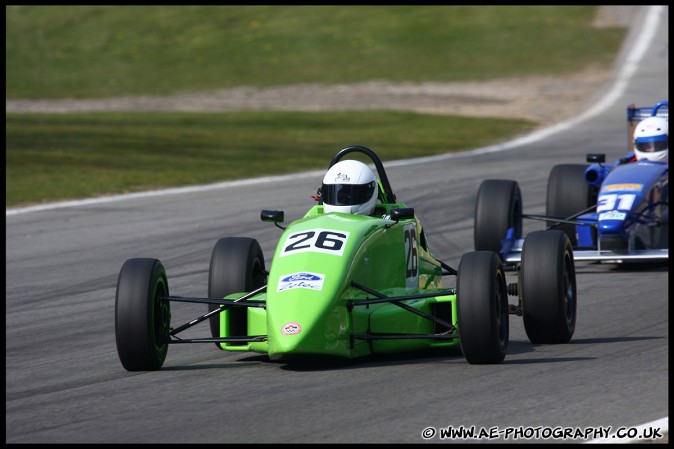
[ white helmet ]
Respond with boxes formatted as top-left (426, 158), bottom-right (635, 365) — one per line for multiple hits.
top-left (633, 116), bottom-right (668, 163)
top-left (322, 160), bottom-right (378, 215)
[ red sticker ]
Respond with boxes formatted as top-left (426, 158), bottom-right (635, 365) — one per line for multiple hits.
top-left (281, 322), bottom-right (301, 335)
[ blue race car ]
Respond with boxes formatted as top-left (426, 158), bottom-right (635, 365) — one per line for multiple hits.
top-left (474, 101), bottom-right (668, 264)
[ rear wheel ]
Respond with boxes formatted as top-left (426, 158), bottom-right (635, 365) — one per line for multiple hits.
top-left (474, 180), bottom-right (522, 256)
top-left (520, 230), bottom-right (576, 344)
top-left (546, 164), bottom-right (596, 246)
top-left (655, 209), bottom-right (668, 249)
top-left (208, 237), bottom-right (266, 346)
top-left (115, 258), bottom-right (171, 371)
top-left (457, 251), bottom-right (509, 364)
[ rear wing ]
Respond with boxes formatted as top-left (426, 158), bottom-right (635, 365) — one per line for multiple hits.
top-left (626, 101), bottom-right (668, 150)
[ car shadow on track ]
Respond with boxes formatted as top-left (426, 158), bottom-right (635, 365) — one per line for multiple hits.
top-left (160, 335), bottom-right (663, 371)
top-left (559, 335), bottom-right (664, 344)
top-left (575, 261), bottom-right (668, 274)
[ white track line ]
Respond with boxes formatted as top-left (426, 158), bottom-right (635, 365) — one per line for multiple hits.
top-left (6, 4), bottom-right (665, 221)
top-left (5, 6), bottom-right (669, 441)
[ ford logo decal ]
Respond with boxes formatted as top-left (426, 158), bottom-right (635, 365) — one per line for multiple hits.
top-left (281, 273), bottom-right (321, 282)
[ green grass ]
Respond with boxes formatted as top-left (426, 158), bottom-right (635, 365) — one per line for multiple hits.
top-left (5, 6), bottom-right (627, 208)
top-left (6, 6), bottom-right (624, 98)
top-left (6, 111), bottom-right (536, 207)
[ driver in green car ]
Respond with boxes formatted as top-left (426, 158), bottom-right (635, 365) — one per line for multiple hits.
top-left (320, 160), bottom-right (379, 216)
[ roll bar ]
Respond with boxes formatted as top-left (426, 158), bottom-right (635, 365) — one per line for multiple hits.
top-left (328, 145), bottom-right (397, 204)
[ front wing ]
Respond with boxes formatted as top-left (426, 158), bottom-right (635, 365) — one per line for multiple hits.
top-left (501, 238), bottom-right (668, 263)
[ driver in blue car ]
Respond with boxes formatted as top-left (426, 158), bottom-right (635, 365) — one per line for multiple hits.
top-left (618, 116), bottom-right (668, 164)
top-left (320, 160), bottom-right (379, 216)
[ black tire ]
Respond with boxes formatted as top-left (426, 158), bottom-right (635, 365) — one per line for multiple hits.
top-left (208, 237), bottom-right (266, 344)
top-left (520, 230), bottom-right (576, 344)
top-left (546, 164), bottom-right (596, 246)
top-left (457, 251), bottom-right (509, 364)
top-left (474, 180), bottom-right (523, 256)
top-left (115, 258), bottom-right (171, 371)
top-left (655, 209), bottom-right (668, 249)
top-left (656, 222), bottom-right (668, 249)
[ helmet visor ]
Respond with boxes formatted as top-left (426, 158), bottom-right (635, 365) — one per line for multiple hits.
top-left (322, 182), bottom-right (376, 206)
top-left (635, 135), bottom-right (668, 153)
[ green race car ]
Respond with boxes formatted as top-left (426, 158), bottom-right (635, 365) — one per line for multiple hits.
top-left (115, 145), bottom-right (577, 370)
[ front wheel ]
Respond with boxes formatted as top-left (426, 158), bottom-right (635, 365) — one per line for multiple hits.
top-left (115, 258), bottom-right (171, 371)
top-left (546, 164), bottom-right (596, 246)
top-left (520, 230), bottom-right (576, 344)
top-left (457, 251), bottom-right (509, 364)
top-left (474, 179), bottom-right (522, 256)
top-left (208, 237), bottom-right (266, 345)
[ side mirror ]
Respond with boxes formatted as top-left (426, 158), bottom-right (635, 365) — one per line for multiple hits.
top-left (586, 153), bottom-right (606, 163)
top-left (261, 210), bottom-right (284, 223)
top-left (261, 210), bottom-right (285, 230)
top-left (390, 207), bottom-right (415, 221)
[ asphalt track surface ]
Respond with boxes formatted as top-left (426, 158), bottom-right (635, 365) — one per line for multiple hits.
top-left (5, 6), bottom-right (668, 444)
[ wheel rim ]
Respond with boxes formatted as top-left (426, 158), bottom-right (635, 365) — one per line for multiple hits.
top-left (496, 271), bottom-right (507, 345)
top-left (512, 196), bottom-right (523, 238)
top-left (251, 258), bottom-right (266, 289)
top-left (154, 280), bottom-right (170, 348)
top-left (562, 253), bottom-right (575, 323)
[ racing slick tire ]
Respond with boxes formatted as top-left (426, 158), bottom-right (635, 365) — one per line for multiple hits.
top-left (474, 179), bottom-right (523, 257)
top-left (115, 258), bottom-right (171, 371)
top-left (520, 230), bottom-right (576, 344)
top-left (456, 251), bottom-right (509, 364)
top-left (546, 164), bottom-right (596, 246)
top-left (208, 237), bottom-right (266, 347)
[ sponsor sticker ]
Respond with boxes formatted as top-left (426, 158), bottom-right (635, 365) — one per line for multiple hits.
top-left (603, 183), bottom-right (643, 192)
top-left (281, 322), bottom-right (301, 335)
top-left (277, 272), bottom-right (325, 292)
top-left (334, 172), bottom-right (350, 182)
top-left (599, 211), bottom-right (627, 221)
